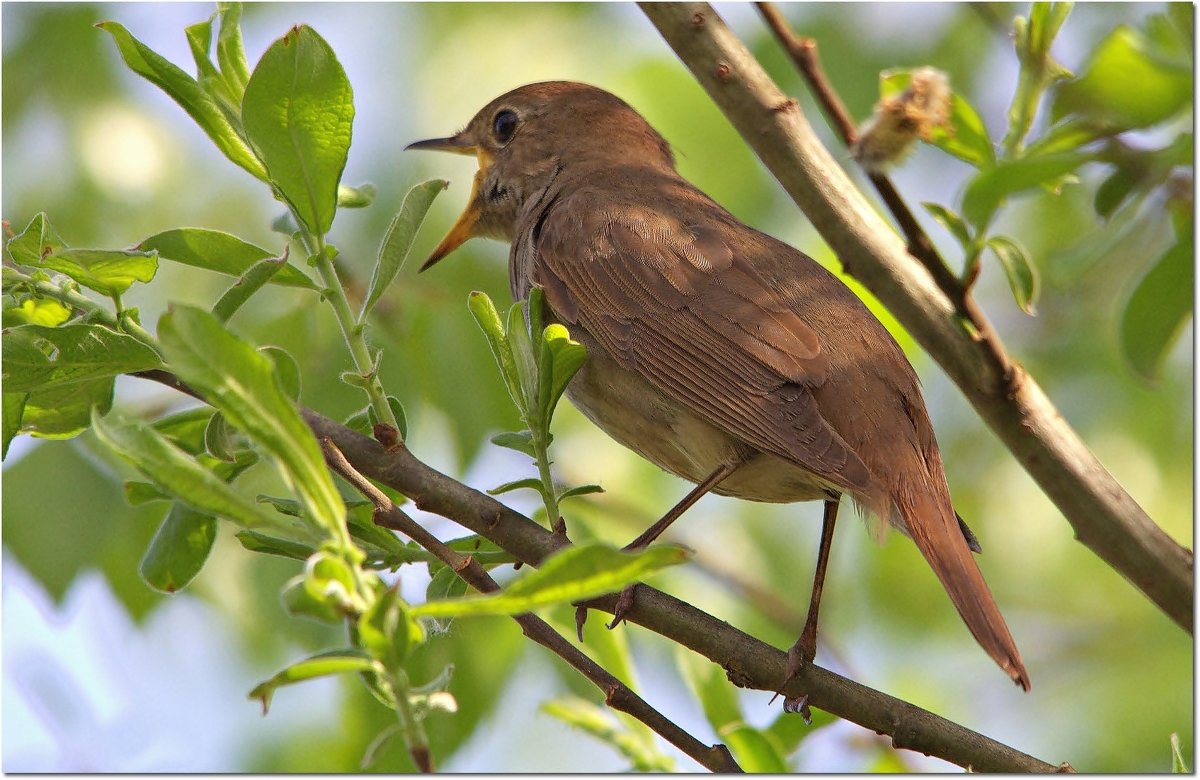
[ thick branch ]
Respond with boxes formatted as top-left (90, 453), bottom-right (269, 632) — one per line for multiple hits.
top-left (299, 406), bottom-right (1061, 773)
top-left (320, 440), bottom-right (742, 773)
top-left (637, 2), bottom-right (1192, 632)
top-left (132, 368), bottom-right (1060, 770)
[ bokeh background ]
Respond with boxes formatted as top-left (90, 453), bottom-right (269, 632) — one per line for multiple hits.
top-left (3, 2), bottom-right (1192, 772)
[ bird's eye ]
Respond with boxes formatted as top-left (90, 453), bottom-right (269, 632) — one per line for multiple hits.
top-left (492, 109), bottom-right (519, 144)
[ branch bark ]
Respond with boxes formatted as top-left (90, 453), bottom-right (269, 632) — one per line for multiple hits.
top-left (298, 405), bottom-right (1062, 773)
top-left (637, 1), bottom-right (1192, 632)
top-left (133, 368), bottom-right (1062, 770)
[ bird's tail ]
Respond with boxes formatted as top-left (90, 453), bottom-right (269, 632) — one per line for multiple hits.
top-left (896, 484), bottom-right (1031, 691)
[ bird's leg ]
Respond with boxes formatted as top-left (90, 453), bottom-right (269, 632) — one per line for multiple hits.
top-left (575, 460), bottom-right (741, 637)
top-left (778, 493), bottom-right (840, 716)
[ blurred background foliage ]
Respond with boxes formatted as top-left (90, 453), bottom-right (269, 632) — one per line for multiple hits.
top-left (2, 2), bottom-right (1191, 772)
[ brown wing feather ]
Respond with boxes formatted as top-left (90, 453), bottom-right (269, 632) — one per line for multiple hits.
top-left (529, 188), bottom-right (870, 490)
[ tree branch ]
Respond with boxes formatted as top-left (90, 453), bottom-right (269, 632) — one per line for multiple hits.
top-left (319, 439), bottom-right (742, 773)
top-left (133, 368), bottom-right (1063, 770)
top-left (637, 1), bottom-right (1192, 632)
top-left (298, 405), bottom-right (1062, 773)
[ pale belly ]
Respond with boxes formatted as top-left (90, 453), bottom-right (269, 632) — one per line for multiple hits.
top-left (564, 336), bottom-right (837, 504)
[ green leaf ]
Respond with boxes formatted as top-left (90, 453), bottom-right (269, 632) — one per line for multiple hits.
top-left (1054, 25), bottom-right (1192, 130)
top-left (241, 25), bottom-right (353, 235)
top-left (157, 305), bottom-right (347, 541)
top-left (506, 299), bottom-right (538, 412)
top-left (1023, 118), bottom-right (1108, 158)
top-left (19, 378), bottom-right (115, 439)
top-left (3, 296), bottom-right (73, 327)
top-left (260, 345), bottom-right (302, 400)
top-left (1120, 225), bottom-right (1193, 380)
top-left (961, 152), bottom-right (1087, 227)
top-left (249, 649), bottom-right (379, 714)
top-left (541, 697), bottom-right (674, 772)
top-left (338, 182), bottom-right (377, 208)
top-left (360, 179), bottom-right (449, 321)
top-left (1094, 167), bottom-right (1141, 220)
top-left (486, 477), bottom-right (546, 497)
top-left (212, 253), bottom-right (290, 322)
top-left (91, 407), bottom-right (302, 535)
top-left (3, 393), bottom-right (27, 459)
top-left (557, 483), bottom-right (604, 501)
top-left (302, 550), bottom-right (363, 615)
top-left (139, 228), bottom-right (315, 288)
top-left (410, 543), bottom-right (688, 619)
top-left (358, 583), bottom-right (420, 672)
top-left (921, 202), bottom-right (972, 251)
top-left (2, 322), bottom-right (161, 393)
top-left (125, 480), bottom-right (169, 506)
top-left (427, 564), bottom-right (470, 604)
top-left (538, 323), bottom-right (587, 427)
top-left (489, 430), bottom-right (537, 457)
top-left (936, 94), bottom-right (996, 169)
top-left (468, 291), bottom-right (524, 410)
top-left (139, 503), bottom-right (219, 593)
top-left (152, 407), bottom-right (217, 454)
top-left (986, 236), bottom-right (1039, 315)
top-left (238, 530), bottom-right (316, 561)
top-left (37, 248), bottom-right (157, 297)
top-left (215, 2), bottom-right (251, 96)
top-left (96, 21), bottom-right (267, 180)
top-left (5, 213), bottom-right (65, 268)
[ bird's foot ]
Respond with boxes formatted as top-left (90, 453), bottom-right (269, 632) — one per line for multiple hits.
top-left (768, 634), bottom-right (816, 723)
top-left (606, 583), bottom-right (639, 629)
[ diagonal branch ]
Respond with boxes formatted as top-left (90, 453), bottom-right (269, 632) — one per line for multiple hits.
top-left (319, 439), bottom-right (742, 773)
top-left (297, 403), bottom-right (1063, 773)
top-left (637, 1), bottom-right (1192, 633)
top-left (133, 369), bottom-right (1064, 770)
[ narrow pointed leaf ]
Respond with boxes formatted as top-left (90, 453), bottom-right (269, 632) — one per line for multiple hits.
top-left (410, 543), bottom-right (688, 619)
top-left (249, 650), bottom-right (379, 714)
top-left (212, 253), bottom-right (290, 322)
top-left (140, 503), bottom-right (219, 593)
top-left (486, 477), bottom-right (546, 497)
top-left (490, 430), bottom-right (537, 457)
top-left (361, 179), bottom-right (448, 321)
top-left (157, 305), bottom-right (346, 537)
top-left (921, 202), bottom-right (972, 251)
top-left (97, 22), bottom-right (266, 180)
top-left (986, 236), bottom-right (1039, 314)
top-left (91, 407), bottom-right (297, 534)
top-left (468, 291), bottom-right (524, 409)
top-left (962, 152), bottom-right (1087, 227)
top-left (139, 228), bottom-right (315, 288)
top-left (215, 2), bottom-right (251, 95)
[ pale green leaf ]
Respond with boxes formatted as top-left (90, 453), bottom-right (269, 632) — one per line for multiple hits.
top-left (361, 179), bottom-right (449, 321)
top-left (2, 323), bottom-right (161, 392)
top-left (241, 25), bottom-right (353, 235)
top-left (139, 228), bottom-right (315, 288)
top-left (97, 21), bottom-right (266, 180)
top-left (139, 503), bottom-right (219, 593)
top-left (249, 649), bottom-right (379, 714)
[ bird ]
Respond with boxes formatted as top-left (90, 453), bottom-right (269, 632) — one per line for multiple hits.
top-left (407, 80), bottom-right (1030, 694)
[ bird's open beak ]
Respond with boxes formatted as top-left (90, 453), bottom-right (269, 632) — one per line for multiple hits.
top-left (405, 134), bottom-right (492, 271)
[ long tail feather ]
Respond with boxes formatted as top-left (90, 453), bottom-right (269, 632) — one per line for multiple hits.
top-left (898, 488), bottom-right (1031, 691)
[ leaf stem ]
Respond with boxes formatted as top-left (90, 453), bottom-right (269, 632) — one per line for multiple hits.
top-left (8, 269), bottom-right (163, 357)
top-left (303, 231), bottom-right (400, 434)
top-left (387, 667), bottom-right (433, 772)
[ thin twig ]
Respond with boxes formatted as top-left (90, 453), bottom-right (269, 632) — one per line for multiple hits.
top-left (638, 1), bottom-right (1191, 634)
top-left (754, 2), bottom-right (1015, 379)
top-left (319, 439), bottom-right (743, 773)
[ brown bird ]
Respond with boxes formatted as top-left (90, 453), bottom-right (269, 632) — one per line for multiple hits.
top-left (408, 81), bottom-right (1030, 693)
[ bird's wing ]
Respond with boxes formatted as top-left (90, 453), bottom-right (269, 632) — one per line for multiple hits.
top-left (528, 188), bottom-right (871, 490)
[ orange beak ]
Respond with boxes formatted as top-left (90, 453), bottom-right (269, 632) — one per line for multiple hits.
top-left (405, 134), bottom-right (492, 271)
